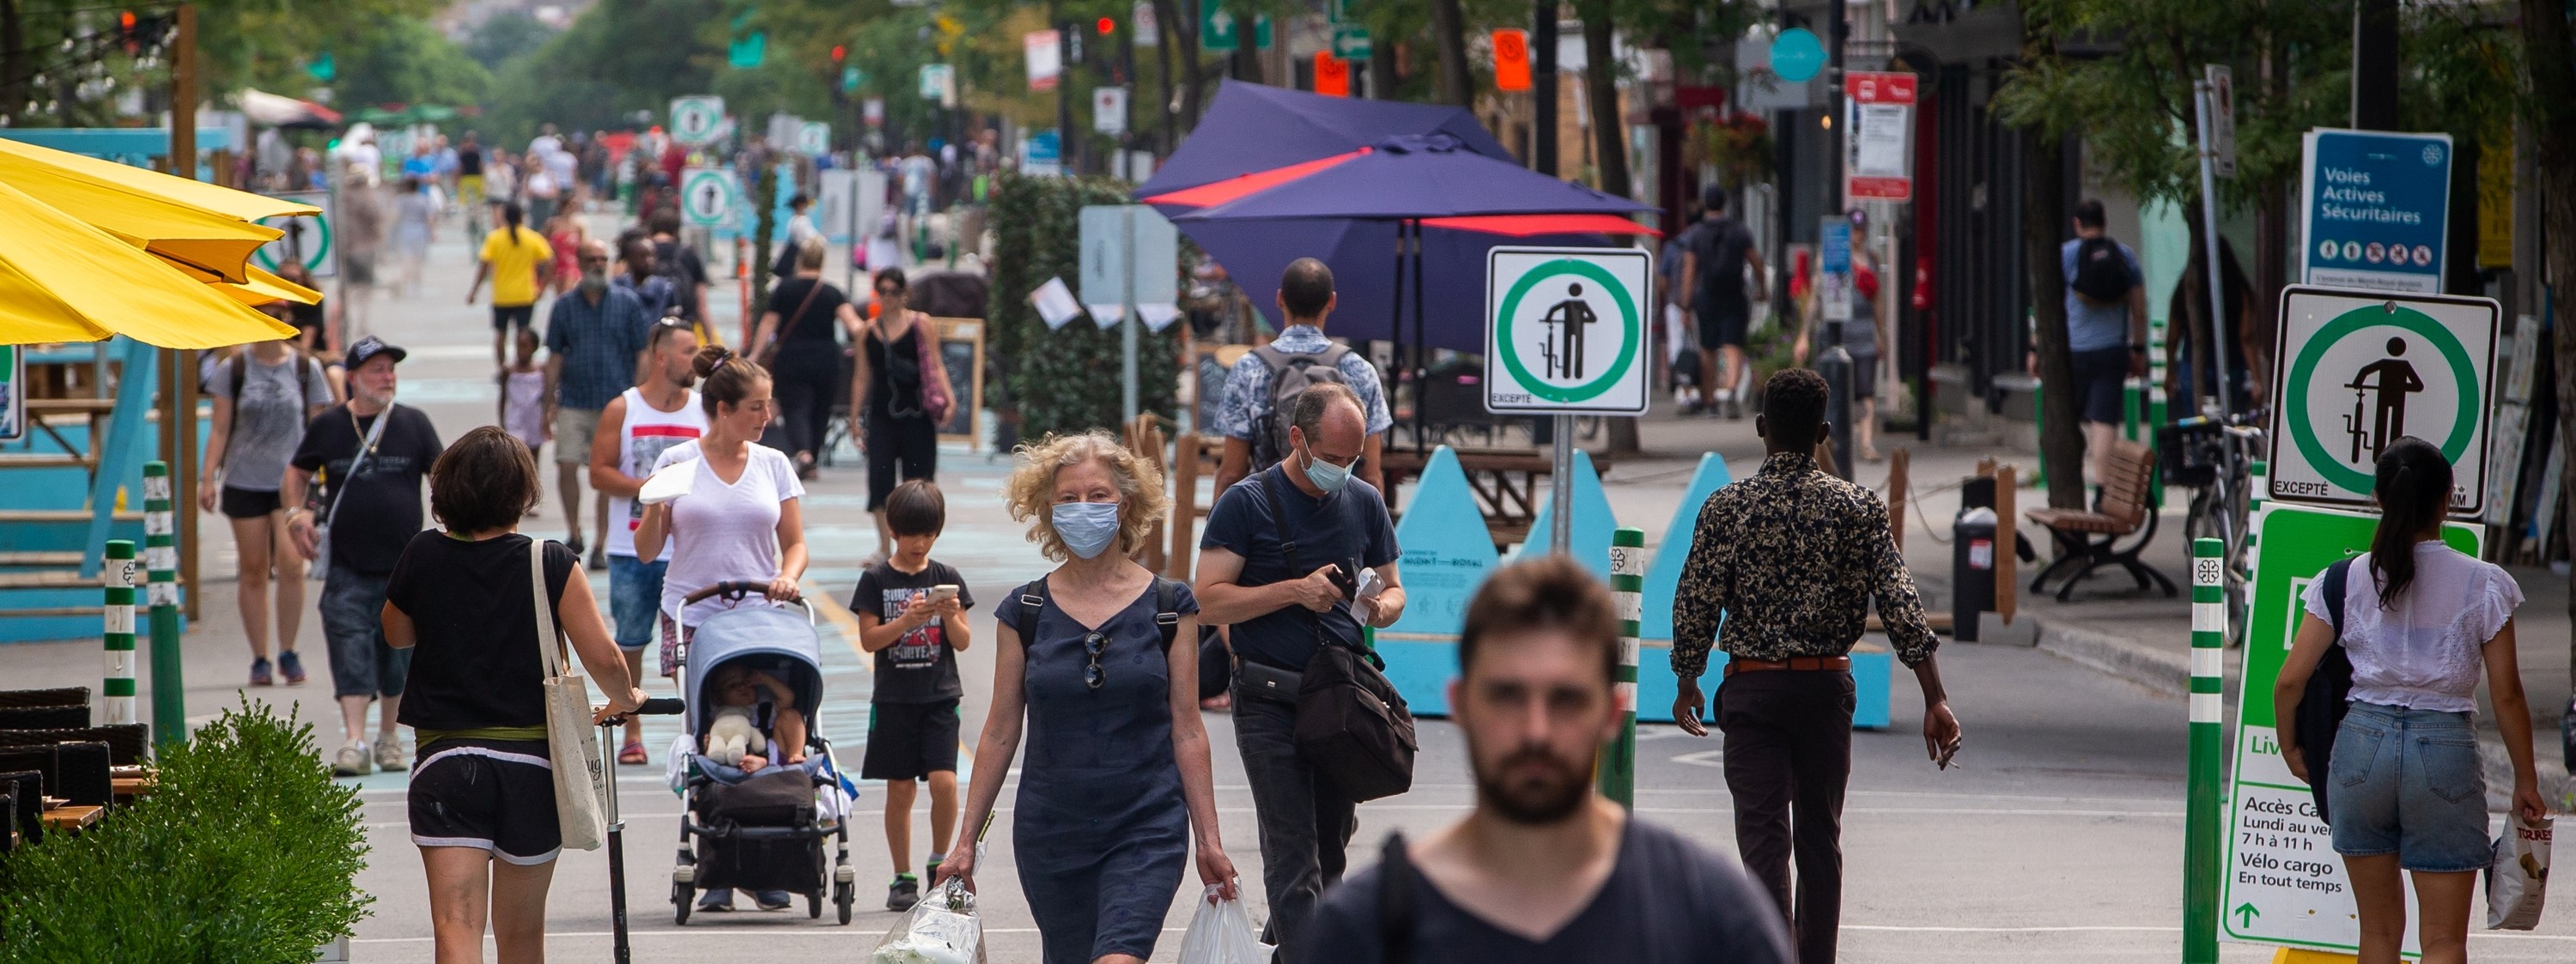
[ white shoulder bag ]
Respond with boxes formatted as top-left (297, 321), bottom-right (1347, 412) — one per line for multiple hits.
top-left (532, 541), bottom-right (608, 851)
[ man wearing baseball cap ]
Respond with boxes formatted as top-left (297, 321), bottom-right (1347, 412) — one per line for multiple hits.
top-left (283, 336), bottom-right (447, 776)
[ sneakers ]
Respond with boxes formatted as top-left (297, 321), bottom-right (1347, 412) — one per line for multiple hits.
top-left (753, 890), bottom-right (793, 912)
top-left (696, 888), bottom-right (735, 912)
top-left (586, 544), bottom-right (607, 571)
top-left (887, 874), bottom-right (920, 912)
top-left (250, 657), bottom-right (274, 688)
top-left (374, 736), bottom-right (410, 772)
top-left (1726, 394), bottom-right (1745, 420)
top-left (278, 650), bottom-right (307, 685)
top-left (332, 740), bottom-right (372, 777)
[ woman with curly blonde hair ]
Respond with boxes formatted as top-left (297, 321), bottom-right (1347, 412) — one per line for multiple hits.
top-left (936, 430), bottom-right (1237, 963)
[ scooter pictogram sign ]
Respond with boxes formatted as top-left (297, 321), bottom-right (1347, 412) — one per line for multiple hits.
top-left (1483, 246), bottom-right (1652, 414)
top-left (2265, 285), bottom-right (2497, 517)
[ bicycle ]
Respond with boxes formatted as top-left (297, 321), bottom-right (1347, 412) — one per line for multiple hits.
top-left (2162, 407), bottom-right (2265, 646)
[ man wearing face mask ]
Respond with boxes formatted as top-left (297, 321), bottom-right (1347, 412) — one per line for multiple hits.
top-left (544, 238), bottom-right (652, 569)
top-left (1196, 381), bottom-right (1406, 959)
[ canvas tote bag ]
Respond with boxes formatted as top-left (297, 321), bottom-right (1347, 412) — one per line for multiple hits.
top-left (532, 542), bottom-right (607, 851)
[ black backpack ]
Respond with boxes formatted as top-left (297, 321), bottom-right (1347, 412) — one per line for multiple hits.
top-left (2070, 235), bottom-right (2135, 306)
top-left (1249, 343), bottom-right (1354, 470)
top-left (653, 238), bottom-right (702, 321)
top-left (2293, 558), bottom-right (2355, 823)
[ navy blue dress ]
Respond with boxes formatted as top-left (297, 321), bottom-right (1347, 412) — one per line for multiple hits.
top-left (996, 577), bottom-right (1194, 963)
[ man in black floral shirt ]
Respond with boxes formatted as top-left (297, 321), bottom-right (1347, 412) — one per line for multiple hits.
top-left (1669, 367), bottom-right (1964, 964)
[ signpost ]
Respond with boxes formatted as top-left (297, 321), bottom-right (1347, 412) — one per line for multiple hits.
top-left (2264, 286), bottom-right (2498, 517)
top-left (669, 96), bottom-right (724, 147)
top-left (1313, 52), bottom-right (1352, 97)
top-left (1842, 71), bottom-right (1916, 202)
top-left (252, 190), bottom-right (335, 278)
top-left (2204, 65), bottom-right (2238, 179)
top-left (679, 167), bottom-right (735, 228)
top-left (2214, 505), bottom-right (2480, 956)
top-left (1078, 205), bottom-right (1181, 423)
top-left (1199, 0), bottom-right (1267, 53)
top-left (1492, 29), bottom-right (1531, 93)
top-left (2299, 129), bottom-right (2452, 294)
top-left (1332, 23), bottom-right (1372, 61)
top-left (1025, 31), bottom-right (1062, 92)
top-left (1483, 246), bottom-right (1652, 554)
top-left (920, 64), bottom-right (956, 106)
top-left (794, 121), bottom-right (829, 156)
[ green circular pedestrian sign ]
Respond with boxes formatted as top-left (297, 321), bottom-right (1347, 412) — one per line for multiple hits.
top-left (1484, 247), bottom-right (1652, 414)
top-left (250, 191), bottom-right (334, 277)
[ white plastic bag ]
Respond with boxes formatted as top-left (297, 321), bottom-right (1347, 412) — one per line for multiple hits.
top-left (872, 877), bottom-right (984, 964)
top-left (2486, 813), bottom-right (2553, 931)
top-left (1177, 884), bottom-right (1271, 964)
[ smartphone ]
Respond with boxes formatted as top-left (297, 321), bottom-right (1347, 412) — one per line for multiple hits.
top-left (927, 585), bottom-right (960, 605)
top-left (1324, 561), bottom-right (1358, 601)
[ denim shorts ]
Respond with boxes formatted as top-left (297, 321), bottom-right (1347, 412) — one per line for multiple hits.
top-left (320, 567), bottom-right (410, 700)
top-left (2326, 701), bottom-right (2491, 872)
top-left (606, 555), bottom-right (666, 650)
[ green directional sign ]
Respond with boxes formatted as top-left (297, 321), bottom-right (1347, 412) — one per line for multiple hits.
top-left (2218, 504), bottom-right (2478, 955)
top-left (1483, 246), bottom-right (1652, 414)
top-left (1200, 0), bottom-right (1268, 52)
top-left (1332, 23), bottom-right (1372, 60)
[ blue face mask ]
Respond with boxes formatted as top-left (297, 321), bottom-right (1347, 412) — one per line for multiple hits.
top-left (1303, 446), bottom-right (1351, 494)
top-left (1052, 500), bottom-right (1122, 559)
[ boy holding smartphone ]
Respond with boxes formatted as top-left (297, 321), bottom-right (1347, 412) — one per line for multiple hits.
top-left (851, 480), bottom-right (975, 912)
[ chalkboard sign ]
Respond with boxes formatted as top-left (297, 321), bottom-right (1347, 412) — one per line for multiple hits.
top-left (930, 318), bottom-right (985, 450)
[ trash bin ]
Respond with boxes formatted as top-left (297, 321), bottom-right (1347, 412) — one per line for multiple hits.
top-left (1953, 506), bottom-right (1998, 642)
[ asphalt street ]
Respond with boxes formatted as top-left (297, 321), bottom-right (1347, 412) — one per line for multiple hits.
top-left (42, 220), bottom-right (2573, 961)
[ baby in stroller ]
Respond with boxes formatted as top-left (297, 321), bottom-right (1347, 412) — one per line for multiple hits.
top-left (705, 664), bottom-right (807, 772)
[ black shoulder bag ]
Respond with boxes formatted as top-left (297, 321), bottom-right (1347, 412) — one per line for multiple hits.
top-left (2293, 558), bottom-right (2354, 823)
top-left (1256, 474), bottom-right (1418, 803)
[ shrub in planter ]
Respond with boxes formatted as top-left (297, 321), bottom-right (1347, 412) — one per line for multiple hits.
top-left (0, 700), bottom-right (368, 962)
top-left (986, 171), bottom-right (1181, 440)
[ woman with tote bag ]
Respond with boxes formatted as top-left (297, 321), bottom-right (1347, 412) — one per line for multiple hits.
top-left (382, 427), bottom-right (646, 963)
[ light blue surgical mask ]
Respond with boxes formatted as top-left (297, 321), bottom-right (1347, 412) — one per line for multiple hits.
top-left (1302, 446), bottom-right (1351, 494)
top-left (1052, 500), bottom-right (1122, 559)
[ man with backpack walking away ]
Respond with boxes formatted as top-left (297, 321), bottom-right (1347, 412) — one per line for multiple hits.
top-left (647, 209), bottom-right (714, 336)
top-left (1211, 258), bottom-right (1393, 494)
top-left (2060, 198), bottom-right (2148, 487)
top-left (1678, 185), bottom-right (1769, 419)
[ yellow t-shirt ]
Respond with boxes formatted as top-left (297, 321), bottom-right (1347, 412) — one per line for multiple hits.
top-left (480, 227), bottom-right (555, 307)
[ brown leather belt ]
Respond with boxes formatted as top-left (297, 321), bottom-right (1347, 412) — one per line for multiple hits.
top-left (1722, 655), bottom-right (1853, 677)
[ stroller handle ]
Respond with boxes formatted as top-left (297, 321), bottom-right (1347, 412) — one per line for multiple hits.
top-left (679, 579), bottom-right (817, 627)
top-left (594, 697), bottom-right (687, 727)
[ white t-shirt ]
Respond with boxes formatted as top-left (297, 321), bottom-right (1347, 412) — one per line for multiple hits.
top-left (2302, 541), bottom-right (2523, 713)
top-left (608, 387), bottom-right (708, 561)
top-left (653, 440), bottom-right (804, 628)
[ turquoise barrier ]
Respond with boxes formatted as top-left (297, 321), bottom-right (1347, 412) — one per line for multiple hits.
top-left (1514, 449), bottom-right (1615, 579)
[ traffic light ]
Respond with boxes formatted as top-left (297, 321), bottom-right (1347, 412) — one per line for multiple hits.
top-left (118, 10), bottom-right (139, 54)
top-left (1097, 16), bottom-right (1115, 35)
top-left (831, 45), bottom-right (847, 63)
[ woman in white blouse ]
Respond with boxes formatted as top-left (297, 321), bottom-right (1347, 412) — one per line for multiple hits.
top-left (2274, 437), bottom-right (2543, 964)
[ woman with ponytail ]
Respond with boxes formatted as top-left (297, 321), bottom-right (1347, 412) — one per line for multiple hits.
top-left (2274, 437), bottom-right (2541, 964)
top-left (468, 200), bottom-right (556, 371)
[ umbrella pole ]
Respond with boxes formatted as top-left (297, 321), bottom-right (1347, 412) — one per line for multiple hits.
top-left (1397, 218), bottom-right (1419, 456)
top-left (1411, 219), bottom-right (1426, 456)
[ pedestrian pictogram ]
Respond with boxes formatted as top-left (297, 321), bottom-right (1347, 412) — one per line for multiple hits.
top-left (1484, 246), bottom-right (1651, 414)
top-left (252, 190), bottom-right (336, 278)
top-left (2266, 286), bottom-right (2497, 516)
top-left (669, 96), bottom-right (724, 146)
top-left (679, 167), bottom-right (735, 227)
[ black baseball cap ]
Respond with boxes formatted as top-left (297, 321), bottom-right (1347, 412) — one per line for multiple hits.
top-left (345, 336), bottom-right (407, 368)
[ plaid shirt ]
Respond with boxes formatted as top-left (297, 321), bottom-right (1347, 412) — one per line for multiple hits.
top-left (1669, 452), bottom-right (1939, 680)
top-left (544, 286), bottom-right (648, 410)
top-left (1209, 324), bottom-right (1394, 441)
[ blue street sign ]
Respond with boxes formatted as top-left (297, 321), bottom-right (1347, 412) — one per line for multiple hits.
top-left (1771, 28), bottom-right (1826, 83)
top-left (2299, 129), bottom-right (2451, 294)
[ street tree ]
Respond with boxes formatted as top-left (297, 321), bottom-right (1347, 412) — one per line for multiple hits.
top-left (2517, 0), bottom-right (2576, 669)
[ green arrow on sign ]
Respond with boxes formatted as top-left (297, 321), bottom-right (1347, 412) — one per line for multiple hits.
top-left (2233, 903), bottom-right (2259, 929)
top-left (1201, 0), bottom-right (1239, 52)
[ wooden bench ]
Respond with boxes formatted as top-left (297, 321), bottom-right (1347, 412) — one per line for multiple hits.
top-left (2024, 439), bottom-right (2175, 601)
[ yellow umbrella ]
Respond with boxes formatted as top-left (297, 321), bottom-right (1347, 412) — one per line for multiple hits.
top-left (0, 178), bottom-right (295, 347)
top-left (215, 266), bottom-right (325, 307)
top-left (0, 136), bottom-right (316, 283)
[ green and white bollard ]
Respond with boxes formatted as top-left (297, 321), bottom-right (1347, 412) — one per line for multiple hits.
top-left (2184, 537), bottom-right (2226, 962)
top-left (103, 539), bottom-right (137, 725)
top-left (2146, 318), bottom-right (2168, 502)
top-left (144, 461), bottom-right (185, 747)
top-left (2244, 459), bottom-right (2266, 580)
top-left (1601, 527), bottom-right (1644, 809)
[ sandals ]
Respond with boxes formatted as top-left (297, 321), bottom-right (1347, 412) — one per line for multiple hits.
top-left (618, 739), bottom-right (649, 766)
